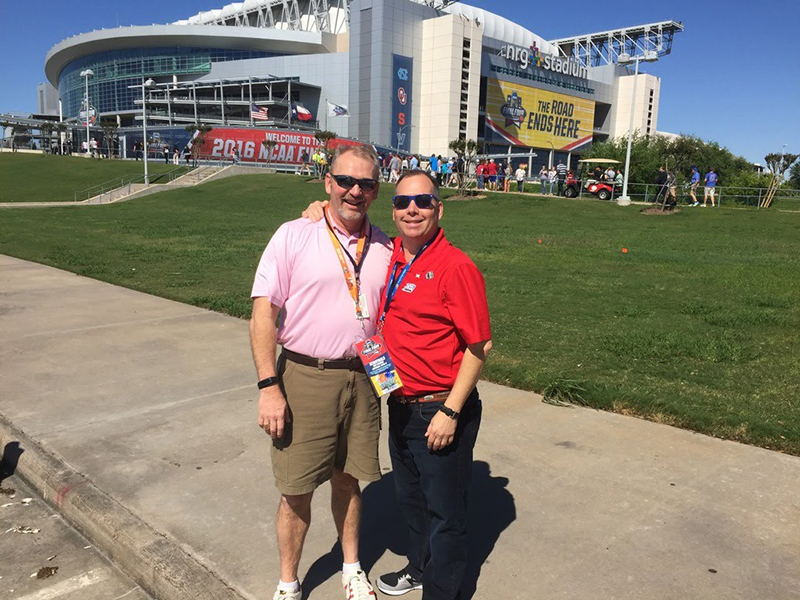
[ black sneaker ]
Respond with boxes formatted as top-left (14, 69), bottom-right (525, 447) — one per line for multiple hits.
top-left (376, 569), bottom-right (423, 596)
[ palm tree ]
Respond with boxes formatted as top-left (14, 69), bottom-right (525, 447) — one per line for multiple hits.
top-left (184, 123), bottom-right (213, 167)
top-left (314, 130), bottom-right (337, 179)
top-left (261, 139), bottom-right (278, 168)
top-left (99, 120), bottom-right (118, 158)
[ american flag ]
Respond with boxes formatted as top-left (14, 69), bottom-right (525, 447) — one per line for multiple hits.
top-left (251, 104), bottom-right (269, 121)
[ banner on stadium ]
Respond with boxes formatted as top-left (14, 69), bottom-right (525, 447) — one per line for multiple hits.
top-left (485, 79), bottom-right (595, 152)
top-left (195, 127), bottom-right (363, 164)
top-left (392, 54), bottom-right (413, 153)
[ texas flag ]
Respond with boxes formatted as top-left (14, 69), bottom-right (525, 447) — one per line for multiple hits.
top-left (291, 101), bottom-right (313, 122)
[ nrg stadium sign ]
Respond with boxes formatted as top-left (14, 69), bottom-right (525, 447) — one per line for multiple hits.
top-left (498, 43), bottom-right (588, 80)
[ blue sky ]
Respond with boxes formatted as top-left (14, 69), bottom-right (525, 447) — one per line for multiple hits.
top-left (1, 0), bottom-right (797, 164)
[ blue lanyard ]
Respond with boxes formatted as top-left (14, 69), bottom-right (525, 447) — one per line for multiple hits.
top-left (378, 230), bottom-right (438, 328)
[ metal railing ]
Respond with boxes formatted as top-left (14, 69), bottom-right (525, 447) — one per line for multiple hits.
top-left (484, 177), bottom-right (800, 211)
top-left (72, 165), bottom-right (190, 202)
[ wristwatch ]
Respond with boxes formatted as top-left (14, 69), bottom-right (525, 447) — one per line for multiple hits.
top-left (257, 376), bottom-right (280, 390)
top-left (438, 405), bottom-right (459, 420)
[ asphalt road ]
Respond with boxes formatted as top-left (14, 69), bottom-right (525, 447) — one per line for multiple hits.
top-left (0, 472), bottom-right (151, 600)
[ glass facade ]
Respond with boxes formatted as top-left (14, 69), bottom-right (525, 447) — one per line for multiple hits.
top-left (59, 47), bottom-right (283, 119)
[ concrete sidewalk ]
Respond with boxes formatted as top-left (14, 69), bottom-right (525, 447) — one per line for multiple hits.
top-left (1, 254), bottom-right (798, 600)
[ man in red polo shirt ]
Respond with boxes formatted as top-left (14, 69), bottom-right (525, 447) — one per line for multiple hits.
top-left (302, 170), bottom-right (491, 599)
top-left (375, 171), bottom-right (492, 599)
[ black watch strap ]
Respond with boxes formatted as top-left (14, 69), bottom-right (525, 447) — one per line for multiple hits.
top-left (438, 405), bottom-right (459, 420)
top-left (257, 376), bottom-right (280, 390)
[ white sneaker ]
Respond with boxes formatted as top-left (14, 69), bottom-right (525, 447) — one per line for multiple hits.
top-left (272, 586), bottom-right (302, 600)
top-left (343, 570), bottom-right (376, 600)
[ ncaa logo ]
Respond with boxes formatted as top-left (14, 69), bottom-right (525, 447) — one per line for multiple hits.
top-left (397, 88), bottom-right (407, 105)
top-left (361, 339), bottom-right (383, 357)
top-left (397, 68), bottom-right (409, 81)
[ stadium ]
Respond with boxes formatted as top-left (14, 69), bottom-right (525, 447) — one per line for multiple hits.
top-left (37, 0), bottom-right (682, 168)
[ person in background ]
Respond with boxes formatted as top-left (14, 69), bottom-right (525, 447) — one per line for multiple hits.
top-left (548, 165), bottom-right (557, 195)
top-left (475, 160), bottom-right (485, 190)
top-left (410, 154), bottom-right (419, 170)
top-left (539, 165), bottom-right (548, 194)
top-left (504, 162), bottom-right (512, 192)
top-left (555, 160), bottom-right (568, 196)
top-left (515, 163), bottom-right (527, 193)
top-left (689, 167), bottom-right (701, 206)
top-left (496, 160), bottom-right (506, 192)
top-left (703, 168), bottom-right (718, 207)
top-left (486, 159), bottom-right (498, 191)
top-left (428, 154), bottom-right (439, 183)
top-left (389, 153), bottom-right (401, 183)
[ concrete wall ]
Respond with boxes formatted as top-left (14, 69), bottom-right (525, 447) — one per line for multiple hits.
top-left (417, 14), bottom-right (483, 156)
top-left (610, 72), bottom-right (661, 140)
top-left (349, 0), bottom-right (438, 149)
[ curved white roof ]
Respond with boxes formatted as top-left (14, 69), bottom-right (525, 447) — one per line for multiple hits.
top-left (443, 3), bottom-right (556, 52)
top-left (45, 25), bottom-right (327, 86)
top-left (174, 0), bottom-right (555, 50)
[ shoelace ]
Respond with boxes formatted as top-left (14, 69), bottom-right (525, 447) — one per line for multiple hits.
top-left (345, 573), bottom-right (374, 600)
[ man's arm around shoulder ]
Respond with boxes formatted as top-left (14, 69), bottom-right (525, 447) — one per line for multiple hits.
top-left (250, 297), bottom-right (290, 439)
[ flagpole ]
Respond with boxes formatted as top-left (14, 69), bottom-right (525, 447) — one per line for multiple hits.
top-left (323, 99), bottom-right (327, 132)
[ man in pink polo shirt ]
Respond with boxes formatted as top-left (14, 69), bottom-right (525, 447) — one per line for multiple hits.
top-left (250, 145), bottom-right (392, 600)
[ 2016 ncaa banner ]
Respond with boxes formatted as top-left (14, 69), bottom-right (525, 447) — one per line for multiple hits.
top-left (196, 128), bottom-right (363, 164)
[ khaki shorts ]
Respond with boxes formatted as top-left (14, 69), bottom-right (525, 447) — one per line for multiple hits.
top-left (705, 186), bottom-right (715, 197)
top-left (271, 353), bottom-right (381, 495)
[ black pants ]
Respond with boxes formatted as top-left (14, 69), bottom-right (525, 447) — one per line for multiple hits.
top-left (557, 178), bottom-right (565, 195)
top-left (388, 389), bottom-right (481, 600)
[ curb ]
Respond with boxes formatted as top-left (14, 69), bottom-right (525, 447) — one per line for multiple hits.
top-left (0, 413), bottom-right (248, 600)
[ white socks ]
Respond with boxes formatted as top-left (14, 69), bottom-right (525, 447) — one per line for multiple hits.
top-left (343, 561), bottom-right (363, 577)
top-left (278, 579), bottom-right (300, 593)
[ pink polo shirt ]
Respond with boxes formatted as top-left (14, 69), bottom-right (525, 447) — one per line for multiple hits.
top-left (251, 216), bottom-right (393, 359)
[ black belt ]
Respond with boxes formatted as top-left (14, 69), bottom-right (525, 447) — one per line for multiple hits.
top-left (283, 349), bottom-right (364, 371)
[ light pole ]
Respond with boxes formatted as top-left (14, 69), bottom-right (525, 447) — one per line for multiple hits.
top-left (141, 78), bottom-right (155, 185)
top-left (79, 69), bottom-right (94, 155)
top-left (616, 51), bottom-right (658, 206)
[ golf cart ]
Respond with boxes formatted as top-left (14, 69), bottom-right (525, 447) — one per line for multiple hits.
top-left (563, 158), bottom-right (622, 201)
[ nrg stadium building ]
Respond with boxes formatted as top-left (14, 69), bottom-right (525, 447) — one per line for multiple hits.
top-left (41, 0), bottom-right (682, 168)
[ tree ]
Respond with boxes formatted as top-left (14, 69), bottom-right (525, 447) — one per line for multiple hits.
top-left (261, 139), bottom-right (277, 168)
top-left (54, 122), bottom-right (68, 154)
top-left (314, 130), bottom-right (337, 179)
top-left (184, 123), bottom-right (213, 167)
top-left (448, 138), bottom-right (478, 196)
top-left (760, 152), bottom-right (799, 209)
top-left (585, 133), bottom-right (764, 189)
top-left (788, 161), bottom-right (800, 190)
top-left (39, 122), bottom-right (54, 153)
top-left (99, 120), bottom-right (118, 159)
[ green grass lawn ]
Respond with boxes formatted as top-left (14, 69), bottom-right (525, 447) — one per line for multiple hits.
top-left (1, 173), bottom-right (798, 454)
top-left (0, 153), bottom-right (185, 202)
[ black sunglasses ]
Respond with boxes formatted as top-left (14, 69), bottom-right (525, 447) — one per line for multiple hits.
top-left (331, 174), bottom-right (379, 191)
top-left (392, 194), bottom-right (439, 210)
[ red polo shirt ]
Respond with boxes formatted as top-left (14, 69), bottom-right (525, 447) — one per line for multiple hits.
top-left (382, 229), bottom-right (491, 396)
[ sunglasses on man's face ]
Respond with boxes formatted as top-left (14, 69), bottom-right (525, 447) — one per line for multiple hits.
top-left (392, 194), bottom-right (439, 210)
top-left (331, 174), bottom-right (379, 191)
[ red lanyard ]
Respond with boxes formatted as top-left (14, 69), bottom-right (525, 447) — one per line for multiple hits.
top-left (324, 206), bottom-right (370, 319)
